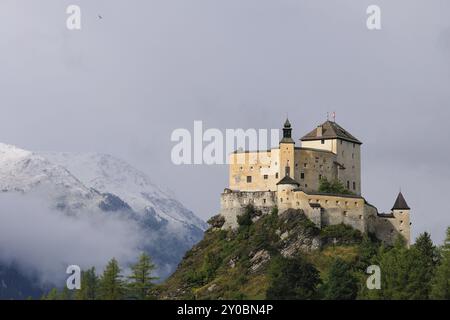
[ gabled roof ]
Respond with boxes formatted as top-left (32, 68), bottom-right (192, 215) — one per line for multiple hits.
top-left (392, 192), bottom-right (410, 210)
top-left (301, 120), bottom-right (362, 144)
top-left (276, 175), bottom-right (300, 186)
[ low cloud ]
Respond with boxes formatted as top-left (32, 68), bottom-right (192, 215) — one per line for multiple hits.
top-left (0, 193), bottom-right (144, 287)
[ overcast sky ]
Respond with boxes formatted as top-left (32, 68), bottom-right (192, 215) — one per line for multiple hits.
top-left (0, 0), bottom-right (449, 243)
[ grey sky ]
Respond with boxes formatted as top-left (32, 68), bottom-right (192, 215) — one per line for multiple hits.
top-left (0, 1), bottom-right (449, 243)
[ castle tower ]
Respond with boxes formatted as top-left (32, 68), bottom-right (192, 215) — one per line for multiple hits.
top-left (276, 175), bottom-right (300, 211)
top-left (391, 191), bottom-right (411, 246)
top-left (300, 120), bottom-right (362, 195)
top-left (279, 118), bottom-right (295, 179)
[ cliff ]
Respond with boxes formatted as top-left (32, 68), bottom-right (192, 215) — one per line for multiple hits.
top-left (156, 206), bottom-right (376, 299)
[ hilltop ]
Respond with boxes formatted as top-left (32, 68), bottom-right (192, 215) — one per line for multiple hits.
top-left (156, 206), bottom-right (376, 300)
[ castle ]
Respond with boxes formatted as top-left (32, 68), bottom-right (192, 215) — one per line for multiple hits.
top-left (219, 118), bottom-right (411, 246)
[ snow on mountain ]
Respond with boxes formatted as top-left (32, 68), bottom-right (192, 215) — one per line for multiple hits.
top-left (0, 143), bottom-right (103, 213)
top-left (0, 142), bottom-right (206, 282)
top-left (40, 151), bottom-right (206, 230)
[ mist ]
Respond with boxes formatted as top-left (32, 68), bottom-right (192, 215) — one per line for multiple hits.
top-left (0, 193), bottom-right (144, 287)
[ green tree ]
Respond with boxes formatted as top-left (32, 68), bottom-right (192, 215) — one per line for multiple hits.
top-left (323, 258), bottom-right (358, 300)
top-left (128, 253), bottom-right (158, 300)
top-left (98, 258), bottom-right (125, 300)
top-left (58, 286), bottom-right (73, 300)
top-left (42, 288), bottom-right (59, 300)
top-left (430, 227), bottom-right (450, 299)
top-left (413, 232), bottom-right (438, 298)
top-left (75, 267), bottom-right (99, 300)
top-left (237, 205), bottom-right (253, 227)
top-left (369, 236), bottom-right (432, 299)
top-left (266, 255), bottom-right (320, 299)
top-left (319, 177), bottom-right (352, 195)
top-left (356, 234), bottom-right (378, 270)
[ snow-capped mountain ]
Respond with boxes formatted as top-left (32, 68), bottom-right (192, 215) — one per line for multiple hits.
top-left (0, 143), bottom-right (104, 213)
top-left (0, 142), bottom-right (206, 285)
top-left (40, 151), bottom-right (205, 230)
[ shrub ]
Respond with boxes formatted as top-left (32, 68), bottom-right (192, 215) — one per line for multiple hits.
top-left (207, 214), bottom-right (225, 228)
top-left (321, 224), bottom-right (362, 245)
top-left (319, 177), bottom-right (353, 195)
top-left (237, 205), bottom-right (254, 227)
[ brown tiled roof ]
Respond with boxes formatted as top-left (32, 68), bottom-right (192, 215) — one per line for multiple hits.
top-left (301, 120), bottom-right (362, 144)
top-left (392, 192), bottom-right (410, 210)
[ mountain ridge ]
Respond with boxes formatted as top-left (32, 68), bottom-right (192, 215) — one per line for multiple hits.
top-left (0, 142), bottom-right (206, 294)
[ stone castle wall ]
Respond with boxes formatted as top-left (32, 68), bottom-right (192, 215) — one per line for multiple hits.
top-left (220, 189), bottom-right (277, 229)
top-left (219, 189), bottom-right (409, 245)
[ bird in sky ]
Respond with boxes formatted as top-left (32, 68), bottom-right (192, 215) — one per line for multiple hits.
top-left (98, 14), bottom-right (103, 20)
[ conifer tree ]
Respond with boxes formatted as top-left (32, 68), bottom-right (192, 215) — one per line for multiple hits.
top-left (75, 267), bottom-right (99, 300)
top-left (98, 258), bottom-right (124, 300)
top-left (58, 286), bottom-right (73, 300)
top-left (266, 255), bottom-right (320, 299)
top-left (413, 232), bottom-right (438, 298)
top-left (369, 236), bottom-right (432, 299)
top-left (323, 258), bottom-right (358, 300)
top-left (430, 227), bottom-right (450, 299)
top-left (128, 253), bottom-right (158, 300)
top-left (42, 288), bottom-right (59, 300)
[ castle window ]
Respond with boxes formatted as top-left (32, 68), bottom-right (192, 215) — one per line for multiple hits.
top-left (296, 201), bottom-right (299, 206)
top-left (301, 172), bottom-right (305, 179)
top-left (321, 139), bottom-right (325, 144)
top-left (305, 184), bottom-right (308, 188)
top-left (240, 166), bottom-right (243, 170)
top-left (263, 199), bottom-right (266, 204)
top-left (340, 140), bottom-right (343, 145)
top-left (347, 181), bottom-right (350, 189)
top-left (355, 202), bottom-right (358, 206)
top-left (280, 198), bottom-right (283, 203)
top-left (336, 201), bottom-right (340, 205)
top-left (343, 211), bottom-right (348, 217)
top-left (352, 153), bottom-right (354, 159)
top-left (359, 215), bottom-right (363, 220)
top-left (400, 220), bottom-right (403, 225)
top-left (263, 174), bottom-right (268, 180)
top-left (345, 201), bottom-right (348, 206)
top-left (250, 166), bottom-right (254, 170)
top-left (319, 174), bottom-right (322, 180)
top-left (303, 163), bottom-right (307, 168)
top-left (246, 176), bottom-right (252, 183)
top-left (353, 143), bottom-right (355, 148)
top-left (353, 182), bottom-right (356, 190)
top-left (275, 173), bottom-right (279, 179)
top-left (295, 163), bottom-right (298, 167)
